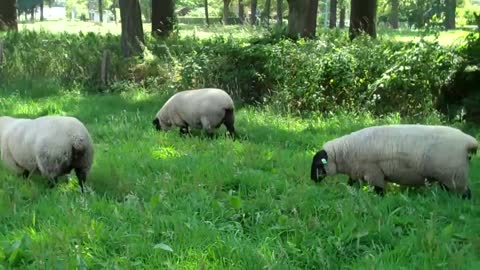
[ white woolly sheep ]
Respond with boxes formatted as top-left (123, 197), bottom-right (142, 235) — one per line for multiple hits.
top-left (0, 115), bottom-right (94, 192)
top-left (152, 88), bottom-right (236, 138)
top-left (310, 124), bottom-right (478, 199)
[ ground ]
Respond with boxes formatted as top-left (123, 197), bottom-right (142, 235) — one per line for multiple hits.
top-left (0, 88), bottom-right (479, 269)
top-left (16, 20), bottom-right (475, 46)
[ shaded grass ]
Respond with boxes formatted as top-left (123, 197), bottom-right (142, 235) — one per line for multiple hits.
top-left (0, 87), bottom-right (480, 269)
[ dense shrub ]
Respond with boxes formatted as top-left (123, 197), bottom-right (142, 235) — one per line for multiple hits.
top-left (0, 29), bottom-right (469, 118)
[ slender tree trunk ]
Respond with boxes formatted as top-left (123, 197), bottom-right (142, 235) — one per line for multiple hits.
top-left (262, 0), bottom-right (271, 25)
top-left (287, 0), bottom-right (319, 39)
top-left (329, 0), bottom-right (337, 28)
top-left (30, 8), bottom-right (35, 22)
top-left (390, 0), bottom-right (399, 29)
top-left (277, 0), bottom-right (283, 25)
top-left (204, 0), bottom-right (210, 26)
top-left (152, 0), bottom-right (175, 37)
top-left (250, 0), bottom-right (257, 25)
top-left (99, 0), bottom-right (103, 22)
top-left (0, 0), bottom-right (17, 31)
top-left (40, 1), bottom-right (45, 21)
top-left (119, 0), bottom-right (144, 57)
top-left (349, 0), bottom-right (377, 40)
top-left (223, 0), bottom-right (230, 25)
top-left (444, 0), bottom-right (456, 30)
top-left (339, 6), bottom-right (345, 28)
top-left (239, 0), bottom-right (244, 23)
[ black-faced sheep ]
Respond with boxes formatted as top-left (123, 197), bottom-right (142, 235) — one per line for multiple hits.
top-left (0, 115), bottom-right (94, 192)
top-left (152, 88), bottom-right (236, 138)
top-left (310, 124), bottom-right (478, 199)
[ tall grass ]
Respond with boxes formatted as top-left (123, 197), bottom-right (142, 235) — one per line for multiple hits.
top-left (0, 87), bottom-right (479, 268)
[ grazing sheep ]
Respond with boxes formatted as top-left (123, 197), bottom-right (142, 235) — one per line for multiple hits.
top-left (310, 124), bottom-right (478, 199)
top-left (0, 115), bottom-right (94, 192)
top-left (152, 88), bottom-right (236, 138)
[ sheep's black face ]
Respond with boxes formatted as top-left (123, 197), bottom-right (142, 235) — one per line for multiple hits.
top-left (152, 118), bottom-right (161, 131)
top-left (311, 150), bottom-right (328, 182)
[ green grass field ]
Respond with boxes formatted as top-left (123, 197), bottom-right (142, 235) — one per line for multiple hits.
top-left (1, 87), bottom-right (480, 268)
top-left (17, 20), bottom-right (475, 46)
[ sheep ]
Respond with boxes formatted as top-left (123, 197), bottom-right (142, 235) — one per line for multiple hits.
top-left (152, 88), bottom-right (236, 138)
top-left (310, 124), bottom-right (478, 199)
top-left (0, 115), bottom-right (94, 193)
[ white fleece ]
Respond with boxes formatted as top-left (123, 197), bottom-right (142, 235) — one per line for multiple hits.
top-left (323, 124), bottom-right (478, 193)
top-left (0, 115), bottom-right (94, 181)
top-left (155, 88), bottom-right (235, 132)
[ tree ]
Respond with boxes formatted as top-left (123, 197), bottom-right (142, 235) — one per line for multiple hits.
top-left (277, 0), bottom-right (283, 25)
top-left (390, 0), bottom-right (399, 29)
top-left (444, 0), bottom-right (456, 29)
top-left (287, 0), bottom-right (319, 39)
top-left (98, 0), bottom-right (103, 22)
top-left (262, 0), bottom-right (271, 25)
top-left (329, 0), bottom-right (337, 28)
top-left (0, 0), bottom-right (17, 31)
top-left (119, 0), bottom-right (144, 57)
top-left (239, 0), bottom-right (245, 23)
top-left (152, 0), bottom-right (175, 37)
top-left (223, 0), bottom-right (231, 25)
top-left (250, 0), bottom-right (257, 25)
top-left (349, 0), bottom-right (377, 40)
top-left (339, 0), bottom-right (346, 28)
top-left (204, 0), bottom-right (210, 26)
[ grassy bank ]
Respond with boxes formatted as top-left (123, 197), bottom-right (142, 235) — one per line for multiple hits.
top-left (0, 88), bottom-right (479, 268)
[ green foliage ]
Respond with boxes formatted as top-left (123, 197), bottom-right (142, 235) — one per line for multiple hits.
top-left (0, 28), bottom-right (470, 118)
top-left (0, 88), bottom-right (479, 269)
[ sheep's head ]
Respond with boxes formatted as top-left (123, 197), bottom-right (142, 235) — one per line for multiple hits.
top-left (311, 150), bottom-right (329, 182)
top-left (152, 115), bottom-right (171, 131)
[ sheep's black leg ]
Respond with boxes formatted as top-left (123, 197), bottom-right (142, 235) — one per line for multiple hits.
top-left (462, 188), bottom-right (472, 200)
top-left (373, 186), bottom-right (385, 197)
top-left (75, 168), bottom-right (87, 193)
top-left (223, 109), bottom-right (236, 140)
top-left (347, 177), bottom-right (356, 186)
top-left (179, 126), bottom-right (189, 136)
top-left (47, 178), bottom-right (57, 189)
top-left (22, 170), bottom-right (30, 179)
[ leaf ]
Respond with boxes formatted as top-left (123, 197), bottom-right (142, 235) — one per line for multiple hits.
top-left (153, 243), bottom-right (173, 252)
top-left (229, 196), bottom-right (242, 209)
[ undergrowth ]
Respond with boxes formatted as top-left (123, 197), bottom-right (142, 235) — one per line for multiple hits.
top-left (0, 29), bottom-right (475, 119)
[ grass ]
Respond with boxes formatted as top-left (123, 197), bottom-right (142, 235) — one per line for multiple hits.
top-left (15, 20), bottom-right (476, 46)
top-left (1, 85), bottom-right (480, 269)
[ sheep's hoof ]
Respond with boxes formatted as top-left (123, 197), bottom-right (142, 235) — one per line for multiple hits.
top-left (373, 186), bottom-right (385, 197)
top-left (462, 188), bottom-right (472, 200)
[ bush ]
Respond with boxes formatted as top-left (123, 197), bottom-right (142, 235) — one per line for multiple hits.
top-left (0, 29), bottom-right (468, 119)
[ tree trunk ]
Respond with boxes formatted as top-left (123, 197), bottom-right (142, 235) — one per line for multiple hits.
top-left (262, 0), bottom-right (271, 25)
top-left (287, 0), bottom-right (319, 39)
top-left (119, 0), bottom-right (144, 57)
top-left (204, 0), bottom-right (210, 26)
top-left (99, 0), bottom-right (103, 22)
top-left (329, 0), bottom-right (337, 28)
top-left (239, 0), bottom-right (244, 23)
top-left (223, 0), bottom-right (230, 25)
top-left (349, 0), bottom-right (377, 40)
top-left (152, 0), bottom-right (175, 37)
top-left (0, 0), bottom-right (17, 31)
top-left (277, 0), bottom-right (283, 25)
top-left (250, 0), bottom-right (257, 25)
top-left (444, 0), bottom-right (456, 30)
top-left (390, 0), bottom-right (399, 29)
top-left (40, 1), bottom-right (45, 21)
top-left (339, 6), bottom-right (345, 28)
top-left (30, 8), bottom-right (35, 22)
